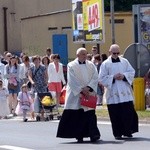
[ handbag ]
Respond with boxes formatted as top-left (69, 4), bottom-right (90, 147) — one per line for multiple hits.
top-left (7, 67), bottom-right (18, 90)
top-left (80, 94), bottom-right (97, 109)
top-left (60, 86), bottom-right (66, 104)
top-left (8, 83), bottom-right (17, 90)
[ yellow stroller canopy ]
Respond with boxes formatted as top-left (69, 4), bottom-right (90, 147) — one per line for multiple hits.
top-left (41, 96), bottom-right (56, 106)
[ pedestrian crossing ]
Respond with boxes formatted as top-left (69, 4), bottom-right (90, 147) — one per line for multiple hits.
top-left (0, 145), bottom-right (34, 150)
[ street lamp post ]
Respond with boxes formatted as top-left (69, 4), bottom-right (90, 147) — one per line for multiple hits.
top-left (110, 0), bottom-right (115, 44)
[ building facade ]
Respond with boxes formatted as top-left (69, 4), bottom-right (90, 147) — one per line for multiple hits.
top-left (0, 0), bottom-right (134, 62)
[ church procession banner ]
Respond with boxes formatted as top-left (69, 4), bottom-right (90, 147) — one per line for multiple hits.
top-left (72, 0), bottom-right (105, 43)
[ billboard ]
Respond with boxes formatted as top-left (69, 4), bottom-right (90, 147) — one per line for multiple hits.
top-left (72, 0), bottom-right (105, 43)
top-left (133, 4), bottom-right (150, 50)
top-left (140, 5), bottom-right (150, 50)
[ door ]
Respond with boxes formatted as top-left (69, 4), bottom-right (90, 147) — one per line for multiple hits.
top-left (52, 34), bottom-right (68, 65)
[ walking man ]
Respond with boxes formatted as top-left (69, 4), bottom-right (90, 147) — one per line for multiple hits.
top-left (99, 44), bottom-right (138, 139)
top-left (57, 47), bottom-right (100, 143)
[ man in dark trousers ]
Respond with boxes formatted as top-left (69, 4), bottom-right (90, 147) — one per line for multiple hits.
top-left (99, 44), bottom-right (138, 140)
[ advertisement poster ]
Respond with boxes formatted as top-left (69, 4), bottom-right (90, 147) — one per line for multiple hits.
top-left (140, 5), bottom-right (150, 50)
top-left (72, 0), bottom-right (105, 43)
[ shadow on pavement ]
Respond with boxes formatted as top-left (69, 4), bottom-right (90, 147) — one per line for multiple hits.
top-left (60, 137), bottom-right (150, 144)
top-left (60, 139), bottom-right (125, 145)
top-left (124, 137), bottom-right (150, 142)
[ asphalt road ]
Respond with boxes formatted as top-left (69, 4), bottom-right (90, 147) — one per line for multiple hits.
top-left (0, 117), bottom-right (150, 150)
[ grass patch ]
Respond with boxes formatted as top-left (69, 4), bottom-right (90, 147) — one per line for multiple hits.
top-left (59, 105), bottom-right (150, 121)
top-left (96, 107), bottom-right (109, 118)
top-left (96, 106), bottom-right (150, 121)
top-left (136, 110), bottom-right (150, 119)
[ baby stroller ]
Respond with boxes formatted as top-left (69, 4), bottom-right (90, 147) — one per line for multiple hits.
top-left (35, 92), bottom-right (61, 121)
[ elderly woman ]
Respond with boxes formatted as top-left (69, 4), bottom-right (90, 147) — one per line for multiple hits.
top-left (28, 55), bottom-right (48, 119)
top-left (28, 55), bottom-right (48, 93)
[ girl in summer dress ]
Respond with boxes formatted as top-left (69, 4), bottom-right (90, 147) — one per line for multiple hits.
top-left (15, 84), bottom-right (34, 122)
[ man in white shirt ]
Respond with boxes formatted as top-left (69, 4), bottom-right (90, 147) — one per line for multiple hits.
top-left (99, 44), bottom-right (138, 140)
top-left (57, 47), bottom-right (100, 143)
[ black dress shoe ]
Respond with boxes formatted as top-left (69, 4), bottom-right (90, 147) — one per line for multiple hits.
top-left (115, 136), bottom-right (122, 140)
top-left (76, 138), bottom-right (83, 143)
top-left (124, 134), bottom-right (133, 138)
top-left (23, 118), bottom-right (28, 122)
top-left (90, 135), bottom-right (100, 142)
top-left (13, 113), bottom-right (17, 117)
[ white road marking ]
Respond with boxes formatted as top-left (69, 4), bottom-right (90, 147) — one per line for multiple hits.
top-left (0, 145), bottom-right (34, 150)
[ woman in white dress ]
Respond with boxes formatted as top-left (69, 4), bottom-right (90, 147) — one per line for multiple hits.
top-left (0, 79), bottom-right (10, 119)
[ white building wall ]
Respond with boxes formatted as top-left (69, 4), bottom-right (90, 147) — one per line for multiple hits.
top-left (21, 11), bottom-right (80, 57)
top-left (0, 0), bottom-right (134, 59)
top-left (0, 0), bottom-right (71, 54)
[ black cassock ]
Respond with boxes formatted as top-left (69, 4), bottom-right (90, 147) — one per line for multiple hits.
top-left (56, 109), bottom-right (100, 140)
top-left (107, 101), bottom-right (138, 137)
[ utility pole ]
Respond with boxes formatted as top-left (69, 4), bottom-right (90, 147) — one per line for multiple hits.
top-left (110, 0), bottom-right (115, 44)
top-left (3, 7), bottom-right (8, 51)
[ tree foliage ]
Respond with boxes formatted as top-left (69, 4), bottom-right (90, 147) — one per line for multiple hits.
top-left (104, 0), bottom-right (150, 12)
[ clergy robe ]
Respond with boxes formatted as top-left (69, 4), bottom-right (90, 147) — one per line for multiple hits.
top-left (65, 58), bottom-right (98, 109)
top-left (57, 58), bottom-right (100, 140)
top-left (99, 56), bottom-right (138, 137)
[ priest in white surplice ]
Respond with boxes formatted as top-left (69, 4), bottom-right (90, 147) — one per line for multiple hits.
top-left (57, 47), bottom-right (100, 143)
top-left (99, 44), bottom-right (138, 140)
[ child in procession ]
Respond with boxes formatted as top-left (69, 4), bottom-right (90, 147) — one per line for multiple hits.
top-left (15, 84), bottom-right (34, 122)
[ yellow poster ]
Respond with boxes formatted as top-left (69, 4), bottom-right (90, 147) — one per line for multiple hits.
top-left (72, 0), bottom-right (104, 43)
top-left (83, 0), bottom-right (103, 31)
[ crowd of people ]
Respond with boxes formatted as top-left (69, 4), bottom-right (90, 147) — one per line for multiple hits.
top-left (0, 48), bottom-right (66, 121)
top-left (0, 44), bottom-right (141, 143)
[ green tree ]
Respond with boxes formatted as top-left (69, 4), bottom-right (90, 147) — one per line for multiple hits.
top-left (104, 0), bottom-right (150, 12)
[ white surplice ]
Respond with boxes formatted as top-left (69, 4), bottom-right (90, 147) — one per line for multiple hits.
top-left (64, 58), bottom-right (98, 109)
top-left (99, 56), bottom-right (135, 104)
